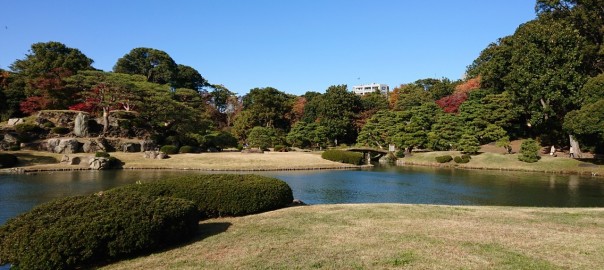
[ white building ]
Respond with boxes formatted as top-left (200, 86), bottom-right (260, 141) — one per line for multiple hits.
top-left (352, 83), bottom-right (389, 96)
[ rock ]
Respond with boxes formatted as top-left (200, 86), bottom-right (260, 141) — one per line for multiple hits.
top-left (60, 155), bottom-right (70, 163)
top-left (140, 140), bottom-right (155, 152)
top-left (143, 150), bottom-right (167, 159)
top-left (70, 157), bottom-right (81, 165)
top-left (3, 133), bottom-right (19, 144)
top-left (73, 112), bottom-right (89, 137)
top-left (48, 138), bottom-right (81, 154)
top-left (82, 139), bottom-right (107, 153)
top-left (88, 157), bottom-right (109, 170)
top-left (7, 118), bottom-right (24, 126)
top-left (291, 199), bottom-right (306, 206)
top-left (157, 152), bottom-right (168, 159)
top-left (121, 143), bottom-right (141, 152)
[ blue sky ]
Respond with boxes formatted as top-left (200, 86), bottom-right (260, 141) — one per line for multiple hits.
top-left (1, 1), bottom-right (536, 95)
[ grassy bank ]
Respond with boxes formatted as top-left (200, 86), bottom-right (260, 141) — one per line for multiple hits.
top-left (1, 150), bottom-right (361, 172)
top-left (103, 204), bottom-right (604, 269)
top-left (401, 151), bottom-right (604, 176)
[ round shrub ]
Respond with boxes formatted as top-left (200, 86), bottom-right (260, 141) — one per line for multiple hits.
top-left (160, 145), bottom-right (179, 155)
top-left (0, 153), bottom-right (18, 168)
top-left (14, 123), bottom-right (39, 134)
top-left (519, 139), bottom-right (541, 163)
top-left (95, 151), bottom-right (111, 158)
top-left (395, 150), bottom-right (405, 158)
top-left (435, 155), bottom-right (453, 163)
top-left (111, 174), bottom-right (294, 218)
top-left (0, 192), bottom-right (198, 270)
top-left (51, 126), bottom-right (70, 135)
top-left (179, 145), bottom-right (194, 153)
top-left (321, 150), bottom-right (364, 165)
top-left (8, 145), bottom-right (20, 151)
top-left (453, 156), bottom-right (470, 164)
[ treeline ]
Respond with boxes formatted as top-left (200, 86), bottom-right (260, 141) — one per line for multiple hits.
top-left (1, 0), bottom-right (602, 154)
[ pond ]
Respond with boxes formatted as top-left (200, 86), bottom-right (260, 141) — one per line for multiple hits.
top-left (2, 166), bottom-right (604, 226)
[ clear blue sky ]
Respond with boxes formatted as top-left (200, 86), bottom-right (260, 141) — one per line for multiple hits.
top-left (1, 1), bottom-right (536, 96)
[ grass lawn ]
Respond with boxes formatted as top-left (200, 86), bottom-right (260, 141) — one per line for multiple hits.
top-left (402, 151), bottom-right (604, 176)
top-left (103, 204), bottom-right (604, 270)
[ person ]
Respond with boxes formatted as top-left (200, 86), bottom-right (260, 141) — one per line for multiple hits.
top-left (550, 145), bottom-right (556, 156)
top-left (569, 146), bottom-right (575, 158)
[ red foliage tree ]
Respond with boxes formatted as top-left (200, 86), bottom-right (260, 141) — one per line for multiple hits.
top-left (435, 92), bottom-right (468, 114)
top-left (20, 96), bottom-right (50, 114)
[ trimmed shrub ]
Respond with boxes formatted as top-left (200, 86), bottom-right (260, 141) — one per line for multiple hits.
top-left (519, 139), bottom-right (541, 163)
top-left (111, 174), bottom-right (294, 218)
top-left (454, 155), bottom-right (470, 164)
top-left (14, 123), bottom-right (39, 133)
top-left (95, 151), bottom-right (111, 158)
top-left (179, 145), bottom-right (195, 153)
top-left (0, 153), bottom-right (18, 168)
top-left (321, 150), bottom-right (364, 165)
top-left (0, 192), bottom-right (198, 270)
top-left (461, 154), bottom-right (472, 160)
top-left (8, 145), bottom-right (20, 151)
top-left (395, 150), bottom-right (405, 158)
top-left (160, 145), bottom-right (179, 155)
top-left (435, 155), bottom-right (453, 163)
top-left (51, 126), bottom-right (70, 134)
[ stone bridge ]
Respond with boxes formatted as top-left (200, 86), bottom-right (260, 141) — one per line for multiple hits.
top-left (345, 148), bottom-right (389, 164)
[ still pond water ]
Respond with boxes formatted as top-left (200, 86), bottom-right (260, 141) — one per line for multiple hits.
top-left (2, 166), bottom-right (604, 225)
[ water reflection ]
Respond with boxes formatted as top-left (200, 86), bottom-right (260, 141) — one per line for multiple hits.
top-left (2, 167), bottom-right (604, 226)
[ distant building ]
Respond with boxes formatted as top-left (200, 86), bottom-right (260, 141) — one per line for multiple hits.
top-left (352, 83), bottom-right (389, 96)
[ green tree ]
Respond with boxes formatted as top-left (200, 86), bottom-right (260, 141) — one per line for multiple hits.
top-left (10, 41), bottom-right (93, 80)
top-left (391, 84), bottom-right (433, 111)
top-left (357, 110), bottom-right (402, 149)
top-left (113, 47), bottom-right (178, 85)
top-left (242, 87), bottom-right (293, 130)
top-left (172, 64), bottom-right (207, 91)
top-left (316, 85), bottom-right (361, 144)
top-left (577, 73), bottom-right (604, 106)
top-left (247, 126), bottom-right (276, 149)
top-left (428, 113), bottom-right (463, 151)
top-left (504, 18), bottom-right (588, 130)
top-left (563, 99), bottom-right (604, 153)
top-left (518, 139), bottom-right (541, 163)
top-left (457, 133), bottom-right (481, 154)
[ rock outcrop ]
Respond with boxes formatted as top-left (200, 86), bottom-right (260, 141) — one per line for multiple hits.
top-left (88, 157), bottom-right (109, 170)
top-left (73, 112), bottom-right (89, 137)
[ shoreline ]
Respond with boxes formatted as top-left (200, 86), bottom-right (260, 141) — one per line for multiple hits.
top-left (1, 150), bottom-right (603, 177)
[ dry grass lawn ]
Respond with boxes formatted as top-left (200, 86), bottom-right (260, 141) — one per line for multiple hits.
top-left (103, 204), bottom-right (604, 270)
top-left (3, 150), bottom-right (359, 171)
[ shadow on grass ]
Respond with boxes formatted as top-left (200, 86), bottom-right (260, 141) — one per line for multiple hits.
top-left (12, 153), bottom-right (58, 166)
top-left (94, 222), bottom-right (232, 268)
top-left (576, 158), bottom-right (604, 166)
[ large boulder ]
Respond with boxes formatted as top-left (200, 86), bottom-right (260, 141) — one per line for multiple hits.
top-left (121, 142), bottom-right (141, 152)
top-left (7, 118), bottom-right (24, 126)
top-left (73, 112), bottom-right (89, 137)
top-left (140, 140), bottom-right (156, 152)
top-left (48, 138), bottom-right (81, 154)
top-left (88, 157), bottom-right (109, 170)
top-left (82, 138), bottom-right (108, 153)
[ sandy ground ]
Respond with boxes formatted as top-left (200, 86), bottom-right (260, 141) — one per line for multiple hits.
top-left (2, 150), bottom-right (362, 172)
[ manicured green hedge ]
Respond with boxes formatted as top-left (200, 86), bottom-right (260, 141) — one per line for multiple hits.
top-left (110, 174), bottom-right (294, 218)
top-left (179, 145), bottom-right (195, 153)
top-left (14, 123), bottom-right (39, 133)
top-left (435, 155), bottom-right (453, 163)
top-left (519, 139), bottom-right (541, 163)
top-left (160, 145), bottom-right (179, 154)
top-left (0, 192), bottom-right (198, 270)
top-left (321, 150), bottom-right (364, 165)
top-left (453, 155), bottom-right (470, 163)
top-left (0, 153), bottom-right (18, 168)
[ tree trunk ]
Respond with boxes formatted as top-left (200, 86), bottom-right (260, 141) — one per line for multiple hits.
top-left (102, 108), bottom-right (109, 134)
top-left (569, 135), bottom-right (582, 158)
